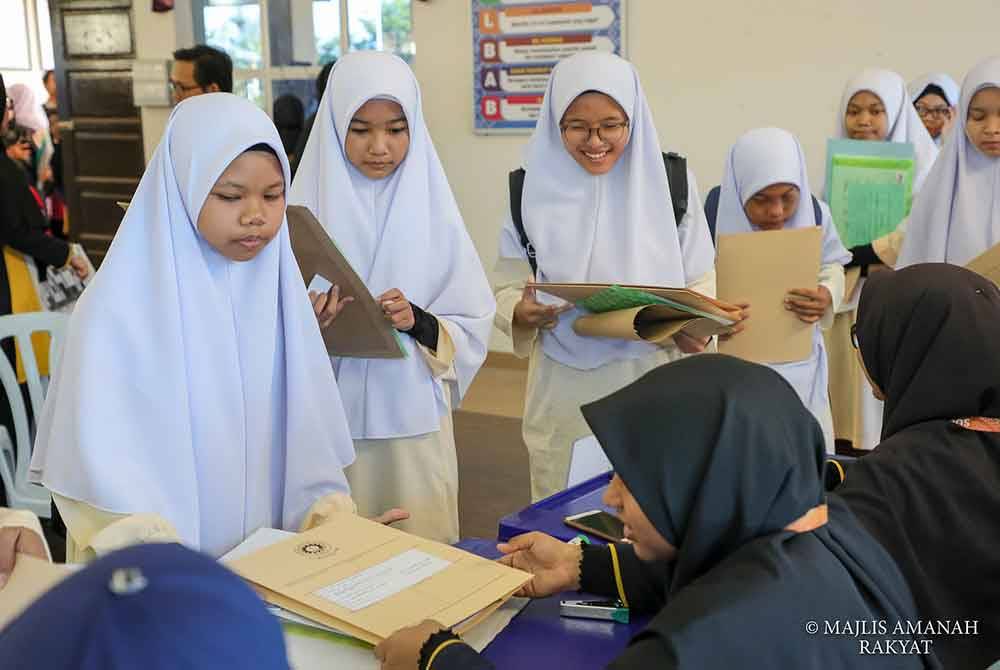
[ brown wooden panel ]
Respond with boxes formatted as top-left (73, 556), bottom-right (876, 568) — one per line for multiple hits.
top-left (75, 186), bottom-right (137, 266)
top-left (70, 132), bottom-right (144, 179)
top-left (66, 70), bottom-right (135, 117)
top-left (62, 10), bottom-right (133, 58)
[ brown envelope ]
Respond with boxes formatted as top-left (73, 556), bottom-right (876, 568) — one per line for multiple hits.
top-left (230, 512), bottom-right (531, 645)
top-left (965, 242), bottom-right (1000, 286)
top-left (286, 205), bottom-right (404, 359)
top-left (573, 305), bottom-right (730, 343)
top-left (717, 227), bottom-right (822, 364)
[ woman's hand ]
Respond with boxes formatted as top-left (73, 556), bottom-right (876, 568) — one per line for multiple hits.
top-left (0, 526), bottom-right (48, 590)
top-left (374, 619), bottom-right (444, 670)
top-left (378, 288), bottom-right (415, 332)
top-left (497, 531), bottom-right (582, 598)
top-left (785, 286), bottom-right (831, 324)
top-left (310, 284), bottom-right (354, 329)
top-left (718, 301), bottom-right (751, 342)
top-left (513, 286), bottom-right (571, 330)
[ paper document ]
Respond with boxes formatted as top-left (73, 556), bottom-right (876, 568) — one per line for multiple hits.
top-left (286, 205), bottom-right (405, 359)
top-left (531, 282), bottom-right (738, 344)
top-left (315, 549), bottom-right (451, 612)
top-left (825, 138), bottom-right (914, 248)
top-left (966, 242), bottom-right (1000, 286)
top-left (230, 512), bottom-right (531, 644)
top-left (717, 227), bottom-right (822, 364)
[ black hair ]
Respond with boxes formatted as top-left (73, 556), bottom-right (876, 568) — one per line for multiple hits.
top-left (173, 44), bottom-right (234, 94)
top-left (245, 142), bottom-right (280, 160)
top-left (42, 70), bottom-right (55, 86)
top-left (915, 84), bottom-right (950, 106)
top-left (0, 73), bottom-right (6, 114)
top-left (316, 60), bottom-right (336, 99)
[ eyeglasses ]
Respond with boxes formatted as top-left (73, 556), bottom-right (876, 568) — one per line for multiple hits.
top-left (915, 105), bottom-right (951, 120)
top-left (850, 323), bottom-right (859, 349)
top-left (560, 120), bottom-right (629, 145)
top-left (170, 80), bottom-right (203, 94)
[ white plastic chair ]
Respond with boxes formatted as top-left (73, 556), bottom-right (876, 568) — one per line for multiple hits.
top-left (0, 311), bottom-right (68, 517)
top-left (566, 435), bottom-right (613, 488)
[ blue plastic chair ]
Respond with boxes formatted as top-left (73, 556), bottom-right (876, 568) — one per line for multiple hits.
top-left (0, 311), bottom-right (68, 517)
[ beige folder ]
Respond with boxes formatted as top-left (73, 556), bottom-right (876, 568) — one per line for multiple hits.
top-left (965, 242), bottom-right (1000, 286)
top-left (530, 282), bottom-right (739, 343)
top-left (286, 205), bottom-right (404, 359)
top-left (0, 557), bottom-right (72, 629)
top-left (717, 227), bottom-right (822, 364)
top-left (230, 512), bottom-right (531, 645)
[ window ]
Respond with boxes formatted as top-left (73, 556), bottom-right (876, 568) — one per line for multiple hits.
top-left (195, 0), bottom-right (413, 115)
top-left (0, 0), bottom-right (53, 71)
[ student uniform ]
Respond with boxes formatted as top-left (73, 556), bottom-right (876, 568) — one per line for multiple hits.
top-left (897, 58), bottom-right (1000, 269)
top-left (713, 127), bottom-right (849, 452)
top-left (29, 93), bottom-right (357, 561)
top-left (823, 69), bottom-right (938, 451)
top-left (494, 52), bottom-right (716, 501)
top-left (289, 52), bottom-right (495, 543)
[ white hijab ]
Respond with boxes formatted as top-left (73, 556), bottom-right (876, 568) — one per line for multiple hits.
top-left (30, 93), bottom-right (355, 558)
top-left (832, 69), bottom-right (939, 193)
top-left (289, 52), bottom-right (494, 440)
top-left (717, 127), bottom-right (850, 267)
top-left (8, 83), bottom-right (48, 132)
top-left (897, 58), bottom-right (1000, 268)
top-left (500, 52), bottom-right (710, 370)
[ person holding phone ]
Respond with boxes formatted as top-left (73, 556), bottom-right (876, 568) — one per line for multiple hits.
top-left (374, 356), bottom-right (936, 670)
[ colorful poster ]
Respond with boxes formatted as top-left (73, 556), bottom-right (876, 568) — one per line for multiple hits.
top-left (473, 1), bottom-right (626, 133)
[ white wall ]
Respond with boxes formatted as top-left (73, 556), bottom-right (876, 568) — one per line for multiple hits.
top-left (412, 0), bottom-right (1000, 350)
top-left (133, 0), bottom-right (193, 161)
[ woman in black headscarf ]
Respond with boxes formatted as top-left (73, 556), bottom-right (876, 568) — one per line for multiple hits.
top-left (838, 264), bottom-right (1000, 670)
top-left (376, 355), bottom-right (939, 670)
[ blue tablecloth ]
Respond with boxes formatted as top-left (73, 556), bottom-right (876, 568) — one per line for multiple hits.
top-left (497, 472), bottom-right (615, 544)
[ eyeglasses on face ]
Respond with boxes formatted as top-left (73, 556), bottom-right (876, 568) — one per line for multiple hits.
top-left (560, 120), bottom-right (629, 145)
top-left (915, 105), bottom-right (951, 120)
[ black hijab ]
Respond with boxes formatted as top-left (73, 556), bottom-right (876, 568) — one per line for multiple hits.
top-left (273, 94), bottom-right (305, 156)
top-left (0, 74), bottom-right (7, 119)
top-left (582, 355), bottom-right (938, 668)
top-left (839, 264), bottom-right (1000, 670)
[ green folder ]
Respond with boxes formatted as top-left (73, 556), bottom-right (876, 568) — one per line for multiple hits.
top-left (824, 138), bottom-right (915, 248)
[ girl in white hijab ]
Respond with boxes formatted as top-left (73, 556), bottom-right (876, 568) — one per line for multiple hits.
top-left (825, 69), bottom-right (939, 453)
top-left (494, 52), bottom-right (717, 500)
top-left (897, 57), bottom-right (1000, 268)
top-left (715, 128), bottom-right (850, 452)
top-left (289, 52), bottom-right (495, 544)
top-left (30, 93), bottom-right (358, 560)
top-left (909, 73), bottom-right (961, 147)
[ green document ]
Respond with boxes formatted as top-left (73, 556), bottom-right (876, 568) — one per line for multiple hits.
top-left (825, 139), bottom-right (915, 248)
top-left (577, 286), bottom-right (732, 324)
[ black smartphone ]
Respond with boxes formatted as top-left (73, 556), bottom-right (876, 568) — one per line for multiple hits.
top-left (564, 509), bottom-right (625, 542)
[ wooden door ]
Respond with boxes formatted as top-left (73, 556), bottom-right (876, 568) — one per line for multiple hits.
top-left (48, 0), bottom-right (144, 266)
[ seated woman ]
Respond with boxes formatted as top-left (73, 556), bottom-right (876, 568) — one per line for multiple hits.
top-left (838, 264), bottom-right (1000, 669)
top-left (376, 355), bottom-right (939, 670)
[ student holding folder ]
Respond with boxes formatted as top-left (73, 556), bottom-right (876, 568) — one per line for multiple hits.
top-left (290, 52), bottom-right (495, 544)
top-left (897, 57), bottom-right (1000, 269)
top-left (28, 94), bottom-right (360, 561)
top-left (714, 128), bottom-right (849, 452)
top-left (494, 52), bottom-right (717, 500)
top-left (824, 68), bottom-right (938, 451)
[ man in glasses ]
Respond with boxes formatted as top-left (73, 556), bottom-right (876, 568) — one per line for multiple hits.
top-left (170, 45), bottom-right (233, 104)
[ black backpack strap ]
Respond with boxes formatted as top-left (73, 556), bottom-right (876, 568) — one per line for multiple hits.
top-left (811, 195), bottom-right (822, 227)
top-left (508, 168), bottom-right (537, 276)
top-left (704, 185), bottom-right (721, 244)
top-left (662, 152), bottom-right (688, 224)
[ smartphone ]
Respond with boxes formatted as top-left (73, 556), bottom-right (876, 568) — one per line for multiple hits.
top-left (559, 599), bottom-right (629, 623)
top-left (564, 509), bottom-right (625, 542)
